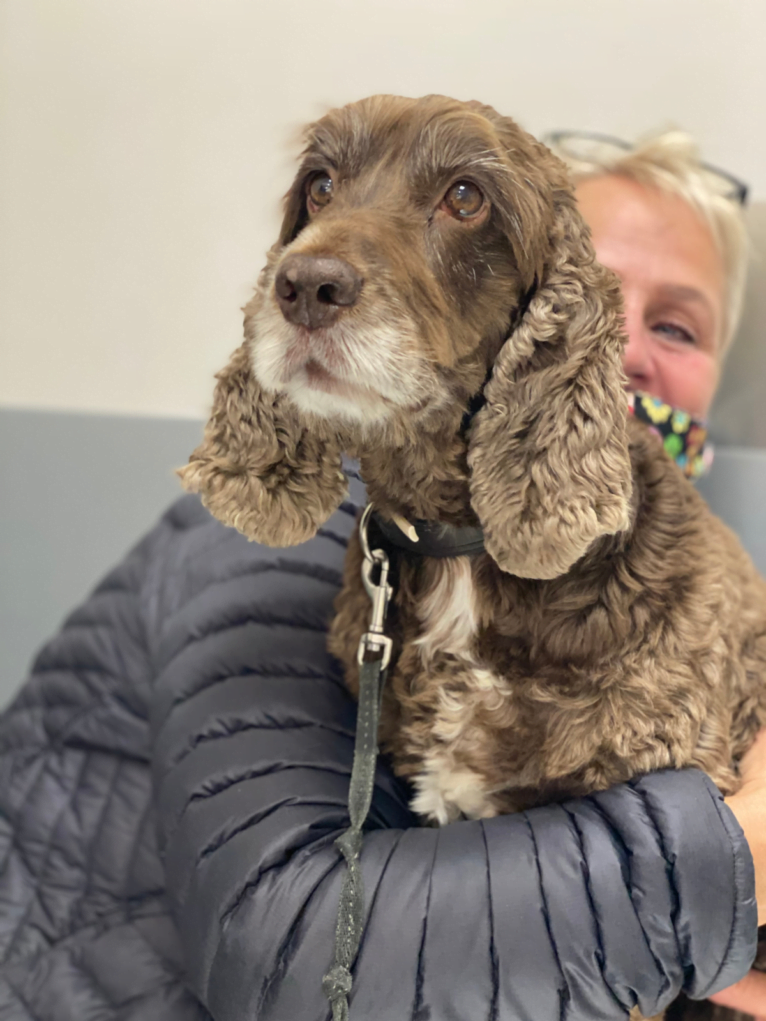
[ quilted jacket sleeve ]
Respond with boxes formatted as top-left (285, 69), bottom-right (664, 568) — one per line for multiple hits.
top-left (146, 496), bottom-right (757, 1021)
top-left (0, 511), bottom-right (209, 1021)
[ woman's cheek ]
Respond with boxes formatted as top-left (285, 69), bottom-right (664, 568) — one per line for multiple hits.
top-left (656, 348), bottom-right (719, 419)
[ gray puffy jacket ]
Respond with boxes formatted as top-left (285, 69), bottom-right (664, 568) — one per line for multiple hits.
top-left (0, 484), bottom-right (757, 1021)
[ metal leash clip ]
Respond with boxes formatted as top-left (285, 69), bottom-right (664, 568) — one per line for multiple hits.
top-left (357, 504), bottom-right (393, 671)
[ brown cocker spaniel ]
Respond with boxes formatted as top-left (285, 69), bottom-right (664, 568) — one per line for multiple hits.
top-left (180, 94), bottom-right (766, 1015)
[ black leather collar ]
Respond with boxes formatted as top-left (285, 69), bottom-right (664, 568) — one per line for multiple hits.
top-left (371, 511), bottom-right (485, 558)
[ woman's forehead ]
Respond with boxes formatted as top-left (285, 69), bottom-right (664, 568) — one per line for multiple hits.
top-left (575, 174), bottom-right (725, 300)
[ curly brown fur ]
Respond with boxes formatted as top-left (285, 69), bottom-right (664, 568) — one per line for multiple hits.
top-left (332, 418), bottom-right (766, 819)
top-left (468, 197), bottom-right (632, 577)
top-left (184, 94), bottom-right (766, 1020)
top-left (178, 336), bottom-right (348, 546)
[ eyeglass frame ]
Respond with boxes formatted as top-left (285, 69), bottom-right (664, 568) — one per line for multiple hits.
top-left (544, 130), bottom-right (749, 206)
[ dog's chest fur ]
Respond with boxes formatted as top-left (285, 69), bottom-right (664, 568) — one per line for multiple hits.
top-left (328, 460), bottom-right (766, 827)
top-left (406, 556), bottom-right (502, 824)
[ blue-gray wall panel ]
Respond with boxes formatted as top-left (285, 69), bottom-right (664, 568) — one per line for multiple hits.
top-left (0, 409), bottom-right (204, 706)
top-left (1, 408), bottom-right (765, 709)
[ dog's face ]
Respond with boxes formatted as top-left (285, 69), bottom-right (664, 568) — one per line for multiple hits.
top-left (247, 94), bottom-right (557, 428)
top-left (182, 93), bottom-right (632, 577)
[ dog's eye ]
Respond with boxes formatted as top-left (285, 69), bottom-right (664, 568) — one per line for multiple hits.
top-left (307, 173), bottom-right (334, 210)
top-left (442, 181), bottom-right (484, 219)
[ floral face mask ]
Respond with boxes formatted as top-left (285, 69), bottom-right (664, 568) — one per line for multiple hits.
top-left (627, 391), bottom-right (713, 480)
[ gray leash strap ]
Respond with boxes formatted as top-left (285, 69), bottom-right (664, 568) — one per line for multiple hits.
top-left (322, 657), bottom-right (386, 1020)
top-left (323, 505), bottom-right (393, 1021)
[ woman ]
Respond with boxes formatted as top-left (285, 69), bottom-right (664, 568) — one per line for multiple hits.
top-left (0, 131), bottom-right (762, 1021)
top-left (549, 129), bottom-right (763, 1018)
top-left (551, 129), bottom-right (749, 421)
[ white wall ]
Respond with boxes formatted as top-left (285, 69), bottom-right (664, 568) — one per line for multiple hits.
top-left (2, 0), bottom-right (765, 419)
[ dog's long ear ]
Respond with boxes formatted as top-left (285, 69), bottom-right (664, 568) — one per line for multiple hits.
top-left (178, 341), bottom-right (347, 547)
top-left (468, 191), bottom-right (632, 579)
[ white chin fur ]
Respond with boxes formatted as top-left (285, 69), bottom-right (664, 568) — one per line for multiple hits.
top-left (283, 374), bottom-right (393, 424)
top-left (249, 297), bottom-right (431, 426)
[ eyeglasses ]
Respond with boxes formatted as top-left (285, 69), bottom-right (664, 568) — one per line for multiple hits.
top-left (544, 130), bottom-right (749, 206)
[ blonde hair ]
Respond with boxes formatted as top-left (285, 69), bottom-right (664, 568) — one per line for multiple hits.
top-left (546, 130), bottom-right (749, 357)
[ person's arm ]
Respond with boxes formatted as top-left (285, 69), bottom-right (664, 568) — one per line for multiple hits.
top-left (156, 727), bottom-right (755, 1021)
top-left (0, 508), bottom-right (204, 1019)
top-left (706, 729), bottom-right (766, 1019)
top-left (148, 497), bottom-right (757, 1021)
top-left (1, 492), bottom-right (757, 1021)
top-left (725, 729), bottom-right (766, 926)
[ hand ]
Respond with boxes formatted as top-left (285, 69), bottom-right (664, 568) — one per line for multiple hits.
top-left (709, 968), bottom-right (766, 1019)
top-left (726, 727), bottom-right (766, 925)
top-left (709, 728), bottom-right (766, 1018)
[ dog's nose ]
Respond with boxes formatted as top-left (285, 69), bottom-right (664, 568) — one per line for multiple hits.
top-left (274, 254), bottom-right (363, 330)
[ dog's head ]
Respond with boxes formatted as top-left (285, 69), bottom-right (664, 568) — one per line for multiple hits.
top-left (180, 95), bottom-right (632, 577)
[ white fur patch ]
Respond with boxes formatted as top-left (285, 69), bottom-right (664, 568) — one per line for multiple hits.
top-left (410, 558), bottom-right (509, 824)
top-left (247, 225), bottom-right (439, 426)
top-left (250, 301), bottom-right (425, 425)
top-left (412, 749), bottom-right (499, 825)
top-left (414, 557), bottom-right (478, 662)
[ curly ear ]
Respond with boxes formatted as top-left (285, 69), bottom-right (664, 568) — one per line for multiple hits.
top-left (468, 194), bottom-right (632, 579)
top-left (178, 342), bottom-right (347, 546)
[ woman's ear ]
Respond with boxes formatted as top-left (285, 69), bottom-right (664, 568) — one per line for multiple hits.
top-left (468, 193), bottom-right (633, 579)
top-left (178, 341), bottom-right (347, 547)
